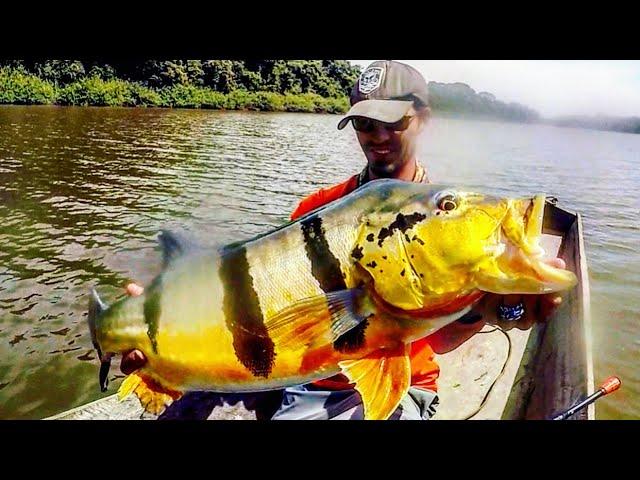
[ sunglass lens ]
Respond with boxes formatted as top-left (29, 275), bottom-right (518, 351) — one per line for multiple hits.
top-left (352, 118), bottom-right (373, 132)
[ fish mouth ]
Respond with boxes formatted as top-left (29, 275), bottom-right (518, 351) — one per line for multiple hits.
top-left (478, 195), bottom-right (578, 294)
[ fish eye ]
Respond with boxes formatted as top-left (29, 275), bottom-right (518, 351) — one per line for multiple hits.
top-left (435, 191), bottom-right (458, 212)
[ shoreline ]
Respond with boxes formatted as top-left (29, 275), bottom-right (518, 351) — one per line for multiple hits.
top-left (0, 69), bottom-right (349, 114)
top-left (2, 103), bottom-right (639, 136)
top-left (3, 104), bottom-right (638, 135)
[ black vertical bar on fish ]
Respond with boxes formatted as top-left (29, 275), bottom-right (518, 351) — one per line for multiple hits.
top-left (220, 246), bottom-right (275, 378)
top-left (300, 215), bottom-right (369, 352)
top-left (300, 215), bottom-right (347, 292)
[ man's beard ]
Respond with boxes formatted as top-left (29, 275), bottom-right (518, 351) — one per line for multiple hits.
top-left (368, 156), bottom-right (404, 178)
top-left (369, 163), bottom-right (397, 178)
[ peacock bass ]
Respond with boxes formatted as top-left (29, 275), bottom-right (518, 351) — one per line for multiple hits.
top-left (88, 179), bottom-right (577, 420)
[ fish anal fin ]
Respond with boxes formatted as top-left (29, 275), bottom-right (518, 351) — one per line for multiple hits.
top-left (338, 343), bottom-right (411, 420)
top-left (117, 372), bottom-right (183, 416)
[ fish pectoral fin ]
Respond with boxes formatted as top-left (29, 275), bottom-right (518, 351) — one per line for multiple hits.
top-left (266, 288), bottom-right (373, 350)
top-left (338, 343), bottom-right (411, 420)
top-left (117, 373), bottom-right (183, 416)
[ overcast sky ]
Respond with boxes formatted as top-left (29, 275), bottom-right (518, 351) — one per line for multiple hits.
top-left (349, 60), bottom-right (640, 118)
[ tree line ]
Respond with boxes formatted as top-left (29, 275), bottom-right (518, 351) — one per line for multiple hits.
top-left (0, 60), bottom-right (361, 112)
top-left (0, 60), bottom-right (542, 124)
top-left (545, 114), bottom-right (640, 134)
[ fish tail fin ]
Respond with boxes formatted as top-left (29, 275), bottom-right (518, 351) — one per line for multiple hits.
top-left (88, 288), bottom-right (112, 392)
top-left (88, 288), bottom-right (107, 358)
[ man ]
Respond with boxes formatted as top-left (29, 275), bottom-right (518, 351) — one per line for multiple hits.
top-left (121, 60), bottom-right (565, 420)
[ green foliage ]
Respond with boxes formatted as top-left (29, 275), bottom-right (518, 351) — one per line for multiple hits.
top-left (223, 89), bottom-right (252, 110)
top-left (158, 84), bottom-right (206, 108)
top-left (247, 92), bottom-right (285, 111)
top-left (0, 60), bottom-right (360, 112)
top-left (127, 83), bottom-right (164, 107)
top-left (0, 60), bottom-right (541, 122)
top-left (316, 95), bottom-right (350, 114)
top-left (0, 68), bottom-right (56, 104)
top-left (282, 93), bottom-right (318, 112)
top-left (322, 60), bottom-right (361, 95)
top-left (234, 65), bottom-right (263, 91)
top-left (28, 60), bottom-right (86, 85)
top-left (0, 67), bottom-right (352, 113)
top-left (57, 77), bottom-right (134, 106)
top-left (86, 63), bottom-right (117, 80)
top-left (202, 60), bottom-right (239, 93)
top-left (258, 60), bottom-right (300, 94)
top-left (185, 60), bottom-right (205, 86)
top-left (54, 77), bottom-right (163, 107)
top-left (199, 90), bottom-right (227, 109)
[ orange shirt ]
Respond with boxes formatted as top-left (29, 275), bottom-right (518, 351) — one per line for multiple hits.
top-left (291, 173), bottom-right (440, 392)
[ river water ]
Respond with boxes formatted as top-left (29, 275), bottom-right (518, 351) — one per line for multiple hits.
top-left (0, 105), bottom-right (637, 419)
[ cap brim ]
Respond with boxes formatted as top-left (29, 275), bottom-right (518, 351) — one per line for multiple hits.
top-left (337, 99), bottom-right (414, 130)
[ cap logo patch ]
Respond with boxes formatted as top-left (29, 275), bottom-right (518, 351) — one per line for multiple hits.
top-left (359, 67), bottom-right (384, 95)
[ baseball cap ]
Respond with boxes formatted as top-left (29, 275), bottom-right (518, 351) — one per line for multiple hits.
top-left (337, 60), bottom-right (429, 130)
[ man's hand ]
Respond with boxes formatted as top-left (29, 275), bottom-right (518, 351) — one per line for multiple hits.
top-left (121, 283), bottom-right (147, 374)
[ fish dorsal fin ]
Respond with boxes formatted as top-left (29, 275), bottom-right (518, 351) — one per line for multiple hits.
top-left (266, 288), bottom-right (373, 351)
top-left (118, 372), bottom-right (183, 416)
top-left (352, 213), bottom-right (425, 310)
top-left (338, 343), bottom-right (411, 420)
top-left (158, 229), bottom-right (199, 268)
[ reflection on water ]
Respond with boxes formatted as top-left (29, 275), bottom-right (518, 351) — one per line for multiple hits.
top-left (0, 105), bottom-right (638, 419)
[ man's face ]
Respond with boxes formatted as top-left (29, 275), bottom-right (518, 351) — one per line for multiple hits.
top-left (355, 106), bottom-right (428, 178)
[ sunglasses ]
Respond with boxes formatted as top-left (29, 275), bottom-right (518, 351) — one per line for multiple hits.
top-left (352, 116), bottom-right (415, 133)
